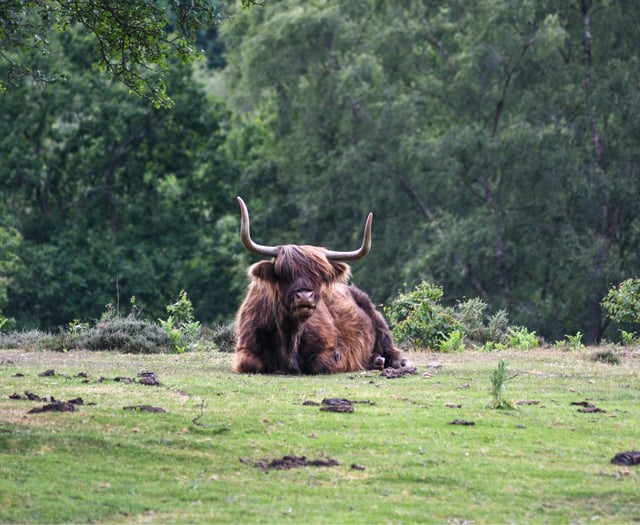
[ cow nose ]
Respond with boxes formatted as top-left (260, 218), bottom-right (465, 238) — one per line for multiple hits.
top-left (294, 289), bottom-right (314, 303)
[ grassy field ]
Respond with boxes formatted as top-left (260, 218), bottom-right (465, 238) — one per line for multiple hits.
top-left (1, 347), bottom-right (639, 524)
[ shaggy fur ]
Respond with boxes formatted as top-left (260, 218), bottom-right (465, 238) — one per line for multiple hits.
top-left (233, 245), bottom-right (407, 374)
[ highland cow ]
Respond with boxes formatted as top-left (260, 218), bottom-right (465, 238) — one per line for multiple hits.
top-left (233, 197), bottom-right (408, 374)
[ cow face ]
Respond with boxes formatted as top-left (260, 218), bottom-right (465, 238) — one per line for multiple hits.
top-left (250, 245), bottom-right (350, 321)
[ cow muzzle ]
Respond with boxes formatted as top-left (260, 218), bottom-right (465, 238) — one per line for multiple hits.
top-left (292, 289), bottom-right (316, 320)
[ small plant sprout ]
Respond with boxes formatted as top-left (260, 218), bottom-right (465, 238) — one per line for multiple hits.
top-left (565, 331), bottom-right (585, 351)
top-left (619, 330), bottom-right (637, 347)
top-left (438, 329), bottom-right (465, 352)
top-left (490, 360), bottom-right (517, 409)
top-left (507, 326), bottom-right (538, 350)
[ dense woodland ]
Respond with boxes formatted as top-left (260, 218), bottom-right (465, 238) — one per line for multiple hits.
top-left (1, 0), bottom-right (639, 343)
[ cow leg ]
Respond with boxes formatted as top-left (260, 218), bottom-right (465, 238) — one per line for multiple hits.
top-left (348, 286), bottom-right (410, 369)
top-left (233, 348), bottom-right (267, 374)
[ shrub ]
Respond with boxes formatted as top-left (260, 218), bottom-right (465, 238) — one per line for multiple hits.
top-left (454, 298), bottom-right (510, 345)
top-left (208, 322), bottom-right (237, 353)
top-left (590, 349), bottom-right (621, 365)
top-left (385, 282), bottom-right (513, 351)
top-left (0, 330), bottom-right (66, 351)
top-left (602, 278), bottom-right (640, 324)
top-left (76, 316), bottom-right (171, 354)
top-left (384, 281), bottom-right (461, 350)
top-left (158, 290), bottom-right (202, 352)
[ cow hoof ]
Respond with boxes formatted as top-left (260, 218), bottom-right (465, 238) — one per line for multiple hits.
top-left (399, 357), bottom-right (412, 368)
top-left (373, 355), bottom-right (385, 370)
top-left (333, 350), bottom-right (341, 363)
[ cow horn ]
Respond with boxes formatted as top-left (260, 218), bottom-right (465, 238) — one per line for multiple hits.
top-left (237, 196), bottom-right (279, 257)
top-left (324, 212), bottom-right (373, 261)
top-left (237, 196), bottom-right (372, 261)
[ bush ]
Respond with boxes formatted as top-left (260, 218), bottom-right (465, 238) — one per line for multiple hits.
top-left (158, 290), bottom-right (202, 352)
top-left (384, 281), bottom-right (461, 350)
top-left (208, 322), bottom-right (237, 353)
top-left (0, 330), bottom-right (66, 352)
top-left (384, 281), bottom-right (513, 351)
top-left (75, 316), bottom-right (171, 354)
top-left (454, 298), bottom-right (509, 345)
top-left (602, 278), bottom-right (640, 324)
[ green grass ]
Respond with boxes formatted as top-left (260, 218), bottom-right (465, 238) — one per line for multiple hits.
top-left (1, 348), bottom-right (639, 523)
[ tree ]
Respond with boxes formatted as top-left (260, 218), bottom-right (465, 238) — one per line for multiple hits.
top-left (0, 0), bottom-right (262, 107)
top-left (1, 25), bottom-right (246, 328)
top-left (221, 0), bottom-right (640, 342)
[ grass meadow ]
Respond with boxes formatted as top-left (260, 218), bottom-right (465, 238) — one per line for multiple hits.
top-left (1, 347), bottom-right (639, 524)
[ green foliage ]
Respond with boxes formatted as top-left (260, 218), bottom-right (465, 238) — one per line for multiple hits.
top-left (553, 332), bottom-right (586, 352)
top-left (222, 0), bottom-right (640, 344)
top-left (565, 332), bottom-right (585, 352)
top-left (0, 0), bottom-right (226, 106)
top-left (4, 0), bottom-right (640, 343)
top-left (490, 360), bottom-right (516, 410)
top-left (602, 278), bottom-right (640, 324)
top-left (159, 291), bottom-right (202, 353)
top-left (506, 326), bottom-right (538, 350)
top-left (385, 283), bottom-right (513, 351)
top-left (0, 27), bottom-right (243, 329)
top-left (0, 226), bottom-right (23, 318)
top-left (619, 330), bottom-right (637, 347)
top-left (438, 329), bottom-right (465, 353)
top-left (384, 281), bottom-right (460, 350)
top-left (454, 298), bottom-right (510, 345)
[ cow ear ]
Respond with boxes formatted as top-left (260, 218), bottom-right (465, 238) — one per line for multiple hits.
top-left (329, 261), bottom-right (351, 283)
top-left (250, 261), bottom-right (277, 283)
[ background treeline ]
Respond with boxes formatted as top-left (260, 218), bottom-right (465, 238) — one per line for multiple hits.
top-left (1, 0), bottom-right (639, 343)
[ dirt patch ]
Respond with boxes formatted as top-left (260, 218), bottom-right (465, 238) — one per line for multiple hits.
top-left (246, 455), bottom-right (340, 471)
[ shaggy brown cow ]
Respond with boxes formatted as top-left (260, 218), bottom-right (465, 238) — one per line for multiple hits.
top-left (233, 197), bottom-right (408, 374)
